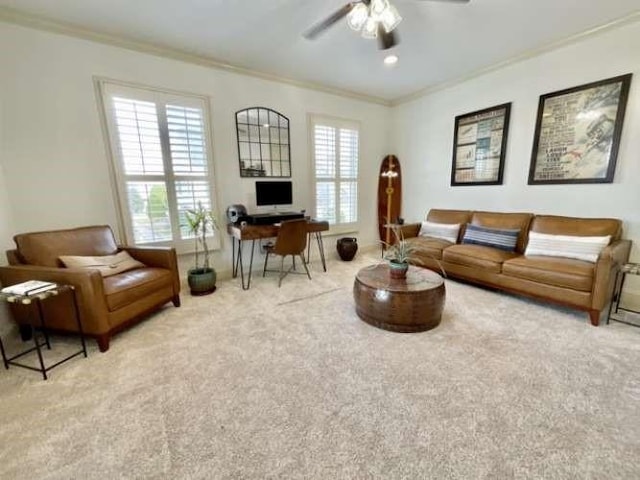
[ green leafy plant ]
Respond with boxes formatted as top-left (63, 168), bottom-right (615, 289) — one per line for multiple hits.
top-left (382, 224), bottom-right (447, 277)
top-left (184, 202), bottom-right (219, 271)
top-left (382, 225), bottom-right (416, 264)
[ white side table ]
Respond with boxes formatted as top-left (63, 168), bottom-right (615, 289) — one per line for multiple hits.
top-left (607, 263), bottom-right (640, 327)
top-left (0, 284), bottom-right (88, 379)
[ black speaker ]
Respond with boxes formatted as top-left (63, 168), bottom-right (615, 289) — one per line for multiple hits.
top-left (226, 204), bottom-right (247, 224)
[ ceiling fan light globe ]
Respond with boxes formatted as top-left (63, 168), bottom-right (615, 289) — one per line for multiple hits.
top-left (361, 16), bottom-right (379, 39)
top-left (347, 3), bottom-right (369, 31)
top-left (371, 0), bottom-right (389, 17)
top-left (380, 4), bottom-right (402, 33)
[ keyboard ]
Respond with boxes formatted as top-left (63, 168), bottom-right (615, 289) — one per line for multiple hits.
top-left (244, 212), bottom-right (305, 225)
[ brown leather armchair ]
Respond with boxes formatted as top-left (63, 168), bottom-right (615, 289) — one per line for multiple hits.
top-left (0, 225), bottom-right (181, 352)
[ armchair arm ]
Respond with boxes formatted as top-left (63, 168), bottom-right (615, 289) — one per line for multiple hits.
top-left (0, 265), bottom-right (110, 334)
top-left (399, 223), bottom-right (421, 239)
top-left (119, 246), bottom-right (180, 294)
top-left (592, 239), bottom-right (632, 310)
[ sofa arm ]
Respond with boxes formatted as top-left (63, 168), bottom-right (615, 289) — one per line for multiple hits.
top-left (399, 223), bottom-right (421, 239)
top-left (120, 246), bottom-right (180, 294)
top-left (592, 239), bottom-right (632, 310)
top-left (0, 265), bottom-right (110, 334)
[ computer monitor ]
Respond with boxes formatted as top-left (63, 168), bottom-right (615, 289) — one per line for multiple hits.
top-left (255, 181), bottom-right (293, 207)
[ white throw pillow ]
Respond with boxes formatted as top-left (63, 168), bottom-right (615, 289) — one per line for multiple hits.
top-left (59, 251), bottom-right (145, 277)
top-left (418, 221), bottom-right (460, 243)
top-left (525, 232), bottom-right (611, 263)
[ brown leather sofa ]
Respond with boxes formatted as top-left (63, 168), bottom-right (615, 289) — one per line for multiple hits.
top-left (0, 225), bottom-right (181, 352)
top-left (401, 209), bottom-right (631, 326)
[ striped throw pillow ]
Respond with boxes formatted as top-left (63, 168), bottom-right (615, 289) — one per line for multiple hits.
top-left (462, 223), bottom-right (520, 252)
top-left (525, 232), bottom-right (610, 263)
top-left (419, 221), bottom-right (460, 243)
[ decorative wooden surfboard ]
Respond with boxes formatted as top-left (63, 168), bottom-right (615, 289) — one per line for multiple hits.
top-left (377, 155), bottom-right (402, 247)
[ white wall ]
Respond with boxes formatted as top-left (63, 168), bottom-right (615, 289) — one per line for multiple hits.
top-left (392, 21), bottom-right (640, 301)
top-left (0, 23), bottom-right (390, 276)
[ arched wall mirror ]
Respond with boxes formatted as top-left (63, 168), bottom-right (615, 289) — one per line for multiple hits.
top-left (236, 107), bottom-right (291, 177)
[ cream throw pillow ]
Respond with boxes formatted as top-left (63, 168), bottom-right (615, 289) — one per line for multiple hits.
top-left (418, 221), bottom-right (461, 243)
top-left (59, 251), bottom-right (145, 277)
top-left (525, 232), bottom-right (611, 263)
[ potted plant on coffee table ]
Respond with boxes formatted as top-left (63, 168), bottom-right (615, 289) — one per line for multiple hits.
top-left (383, 227), bottom-right (415, 280)
top-left (185, 202), bottom-right (219, 295)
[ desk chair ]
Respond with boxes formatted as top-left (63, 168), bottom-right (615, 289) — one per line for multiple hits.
top-left (262, 219), bottom-right (311, 287)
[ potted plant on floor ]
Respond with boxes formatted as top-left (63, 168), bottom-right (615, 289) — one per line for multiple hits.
top-left (185, 202), bottom-right (219, 295)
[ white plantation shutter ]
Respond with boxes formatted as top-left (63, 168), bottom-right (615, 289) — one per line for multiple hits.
top-left (311, 116), bottom-right (359, 228)
top-left (101, 81), bottom-right (217, 248)
top-left (339, 128), bottom-right (358, 224)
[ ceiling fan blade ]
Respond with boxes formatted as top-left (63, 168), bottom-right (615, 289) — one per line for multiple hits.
top-left (377, 25), bottom-right (398, 50)
top-left (303, 3), bottom-right (356, 40)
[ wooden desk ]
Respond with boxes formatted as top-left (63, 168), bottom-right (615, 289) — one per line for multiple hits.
top-left (227, 220), bottom-right (329, 290)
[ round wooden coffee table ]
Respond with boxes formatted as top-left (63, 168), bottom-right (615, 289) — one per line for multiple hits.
top-left (353, 264), bottom-right (445, 332)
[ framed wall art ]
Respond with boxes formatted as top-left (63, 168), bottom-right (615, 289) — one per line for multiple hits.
top-left (451, 103), bottom-right (511, 186)
top-left (528, 74), bottom-right (632, 185)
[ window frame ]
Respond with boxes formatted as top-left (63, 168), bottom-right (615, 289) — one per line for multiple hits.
top-left (95, 78), bottom-right (219, 253)
top-left (308, 114), bottom-right (361, 234)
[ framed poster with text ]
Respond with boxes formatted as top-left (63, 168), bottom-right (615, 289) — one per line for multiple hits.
top-left (528, 74), bottom-right (632, 184)
top-left (451, 103), bottom-right (511, 186)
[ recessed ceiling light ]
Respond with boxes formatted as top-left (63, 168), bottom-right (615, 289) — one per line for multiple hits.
top-left (384, 54), bottom-right (398, 66)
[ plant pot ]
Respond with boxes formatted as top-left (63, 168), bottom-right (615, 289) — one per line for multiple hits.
top-left (337, 237), bottom-right (358, 261)
top-left (389, 261), bottom-right (409, 280)
top-left (188, 267), bottom-right (217, 295)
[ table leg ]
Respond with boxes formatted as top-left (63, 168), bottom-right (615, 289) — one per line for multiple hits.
top-left (71, 288), bottom-right (88, 358)
top-left (0, 336), bottom-right (8, 369)
top-left (36, 299), bottom-right (51, 350)
top-left (238, 239), bottom-right (256, 290)
top-left (232, 238), bottom-right (239, 278)
top-left (615, 271), bottom-right (627, 314)
top-left (306, 232), bottom-right (312, 265)
top-left (316, 232), bottom-right (327, 272)
top-left (30, 324), bottom-right (47, 380)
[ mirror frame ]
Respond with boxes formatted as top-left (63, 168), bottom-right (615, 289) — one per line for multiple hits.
top-left (235, 107), bottom-right (291, 178)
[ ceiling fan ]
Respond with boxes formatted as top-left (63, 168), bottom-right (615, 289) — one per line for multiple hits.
top-left (304, 0), bottom-right (470, 50)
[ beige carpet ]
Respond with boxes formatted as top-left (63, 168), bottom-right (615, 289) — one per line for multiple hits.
top-left (1, 253), bottom-right (639, 479)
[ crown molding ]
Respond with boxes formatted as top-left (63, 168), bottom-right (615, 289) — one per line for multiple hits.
top-left (2, 6), bottom-right (639, 108)
top-left (0, 6), bottom-right (392, 107)
top-left (391, 9), bottom-right (640, 107)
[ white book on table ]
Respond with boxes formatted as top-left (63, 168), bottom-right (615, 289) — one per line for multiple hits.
top-left (1, 280), bottom-right (57, 296)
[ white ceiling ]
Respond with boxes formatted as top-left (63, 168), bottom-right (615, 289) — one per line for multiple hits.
top-left (2, 0), bottom-right (639, 102)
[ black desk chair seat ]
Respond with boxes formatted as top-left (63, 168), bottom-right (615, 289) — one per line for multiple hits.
top-left (262, 219), bottom-right (311, 287)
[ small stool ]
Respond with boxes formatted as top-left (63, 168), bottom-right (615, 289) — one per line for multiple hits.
top-left (306, 220), bottom-right (329, 272)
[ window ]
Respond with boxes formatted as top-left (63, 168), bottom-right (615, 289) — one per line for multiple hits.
top-left (310, 116), bottom-right (359, 229)
top-left (98, 81), bottom-right (218, 250)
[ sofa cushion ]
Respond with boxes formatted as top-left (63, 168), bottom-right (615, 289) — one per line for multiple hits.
top-left (59, 251), bottom-right (145, 277)
top-left (470, 211), bottom-right (533, 253)
top-left (14, 225), bottom-right (119, 267)
top-left (405, 236), bottom-right (452, 261)
top-left (502, 256), bottom-right (594, 292)
top-left (530, 215), bottom-right (622, 241)
top-left (525, 232), bottom-right (610, 263)
top-left (443, 244), bottom-right (519, 273)
top-left (426, 209), bottom-right (472, 242)
top-left (462, 224), bottom-right (520, 252)
top-left (103, 268), bottom-right (173, 311)
top-left (418, 221), bottom-right (460, 243)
